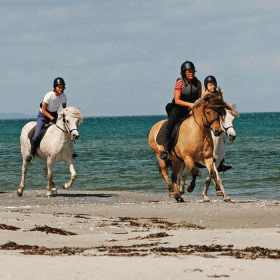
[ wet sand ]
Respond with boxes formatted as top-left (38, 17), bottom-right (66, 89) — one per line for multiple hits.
top-left (0, 190), bottom-right (279, 279)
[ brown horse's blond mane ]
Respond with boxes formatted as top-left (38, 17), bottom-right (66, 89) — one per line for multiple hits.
top-left (194, 93), bottom-right (234, 120)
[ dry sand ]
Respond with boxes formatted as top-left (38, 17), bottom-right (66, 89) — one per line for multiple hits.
top-left (0, 190), bottom-right (279, 279)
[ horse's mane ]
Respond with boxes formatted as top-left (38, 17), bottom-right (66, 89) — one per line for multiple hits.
top-left (58, 107), bottom-right (83, 124)
top-left (194, 93), bottom-right (233, 120)
top-left (227, 104), bottom-right (239, 117)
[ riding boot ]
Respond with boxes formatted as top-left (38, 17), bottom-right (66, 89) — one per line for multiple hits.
top-left (217, 159), bottom-right (232, 172)
top-left (25, 139), bottom-right (40, 163)
top-left (72, 152), bottom-right (78, 158)
top-left (160, 131), bottom-right (171, 161)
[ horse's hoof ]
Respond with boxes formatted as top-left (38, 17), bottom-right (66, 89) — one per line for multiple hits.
top-left (51, 188), bottom-right (57, 195)
top-left (46, 192), bottom-right (52, 198)
top-left (216, 191), bottom-right (223, 196)
top-left (176, 197), bottom-right (184, 203)
top-left (187, 185), bottom-right (194, 193)
top-left (17, 190), bottom-right (22, 197)
top-left (169, 192), bottom-right (177, 198)
top-left (224, 197), bottom-right (231, 203)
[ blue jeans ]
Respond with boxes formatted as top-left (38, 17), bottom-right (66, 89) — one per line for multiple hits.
top-left (33, 111), bottom-right (58, 142)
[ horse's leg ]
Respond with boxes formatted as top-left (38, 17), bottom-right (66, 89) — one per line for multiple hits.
top-left (202, 175), bottom-right (211, 202)
top-left (212, 165), bottom-right (231, 202)
top-left (178, 164), bottom-right (186, 195)
top-left (183, 157), bottom-right (198, 193)
top-left (17, 160), bottom-right (29, 197)
top-left (44, 162), bottom-right (56, 194)
top-left (204, 158), bottom-right (231, 202)
top-left (46, 158), bottom-right (54, 197)
top-left (157, 156), bottom-right (174, 196)
top-left (171, 161), bottom-right (184, 202)
top-left (63, 160), bottom-right (77, 189)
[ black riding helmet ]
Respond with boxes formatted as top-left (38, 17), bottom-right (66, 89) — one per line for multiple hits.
top-left (53, 77), bottom-right (66, 89)
top-left (181, 61), bottom-right (196, 77)
top-left (204, 75), bottom-right (217, 88)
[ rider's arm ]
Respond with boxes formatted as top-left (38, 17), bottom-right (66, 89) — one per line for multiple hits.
top-left (42, 103), bottom-right (55, 120)
top-left (174, 90), bottom-right (195, 110)
top-left (197, 80), bottom-right (202, 98)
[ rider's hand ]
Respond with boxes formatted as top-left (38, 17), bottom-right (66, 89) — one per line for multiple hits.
top-left (50, 118), bottom-right (56, 124)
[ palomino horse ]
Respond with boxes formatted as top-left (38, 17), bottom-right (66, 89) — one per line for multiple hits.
top-left (18, 107), bottom-right (83, 197)
top-left (178, 106), bottom-right (239, 202)
top-left (149, 93), bottom-right (232, 202)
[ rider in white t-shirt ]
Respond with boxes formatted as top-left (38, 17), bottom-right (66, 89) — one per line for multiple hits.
top-left (25, 77), bottom-right (67, 163)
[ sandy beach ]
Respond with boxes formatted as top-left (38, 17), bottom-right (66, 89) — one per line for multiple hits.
top-left (0, 190), bottom-right (279, 279)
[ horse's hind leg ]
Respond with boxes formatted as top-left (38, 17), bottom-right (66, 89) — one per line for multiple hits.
top-left (157, 156), bottom-right (174, 196)
top-left (171, 161), bottom-right (184, 202)
top-left (17, 160), bottom-right (29, 197)
top-left (63, 160), bottom-right (76, 189)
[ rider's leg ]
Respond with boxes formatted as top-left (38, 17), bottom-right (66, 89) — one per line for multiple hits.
top-left (25, 112), bottom-right (47, 163)
top-left (160, 106), bottom-right (181, 160)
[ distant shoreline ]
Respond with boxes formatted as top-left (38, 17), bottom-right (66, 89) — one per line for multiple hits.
top-left (0, 111), bottom-right (279, 120)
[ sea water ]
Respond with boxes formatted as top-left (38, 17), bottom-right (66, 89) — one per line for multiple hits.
top-left (0, 113), bottom-right (279, 200)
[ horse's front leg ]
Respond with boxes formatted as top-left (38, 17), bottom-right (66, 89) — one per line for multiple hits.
top-left (46, 158), bottom-right (54, 197)
top-left (212, 164), bottom-right (231, 202)
top-left (204, 158), bottom-right (231, 202)
top-left (44, 162), bottom-right (56, 194)
top-left (17, 160), bottom-right (29, 197)
top-left (63, 160), bottom-right (76, 189)
top-left (202, 175), bottom-right (211, 202)
top-left (183, 157), bottom-right (198, 193)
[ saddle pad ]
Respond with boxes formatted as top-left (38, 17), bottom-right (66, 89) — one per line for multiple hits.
top-left (156, 117), bottom-right (189, 149)
top-left (28, 124), bottom-right (52, 143)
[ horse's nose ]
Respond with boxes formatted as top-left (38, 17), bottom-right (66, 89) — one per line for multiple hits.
top-left (229, 135), bottom-right (236, 142)
top-left (71, 131), bottom-right (79, 140)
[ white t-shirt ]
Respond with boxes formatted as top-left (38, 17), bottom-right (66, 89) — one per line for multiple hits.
top-left (41, 91), bottom-right (67, 112)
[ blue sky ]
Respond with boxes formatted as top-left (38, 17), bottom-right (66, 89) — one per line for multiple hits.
top-left (1, 0), bottom-right (279, 116)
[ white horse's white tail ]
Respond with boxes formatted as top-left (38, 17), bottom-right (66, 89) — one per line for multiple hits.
top-left (18, 107), bottom-right (83, 197)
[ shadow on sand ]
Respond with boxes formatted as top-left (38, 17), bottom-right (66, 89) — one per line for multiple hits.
top-left (53, 193), bottom-right (119, 199)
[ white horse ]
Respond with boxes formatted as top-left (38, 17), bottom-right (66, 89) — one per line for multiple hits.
top-left (18, 107), bottom-right (83, 197)
top-left (178, 106), bottom-right (238, 202)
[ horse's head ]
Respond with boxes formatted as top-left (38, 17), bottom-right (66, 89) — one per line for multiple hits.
top-left (196, 93), bottom-right (233, 137)
top-left (221, 105), bottom-right (239, 142)
top-left (58, 107), bottom-right (83, 140)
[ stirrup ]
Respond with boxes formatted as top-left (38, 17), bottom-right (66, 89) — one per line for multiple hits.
top-left (160, 150), bottom-right (169, 161)
top-left (25, 154), bottom-right (34, 163)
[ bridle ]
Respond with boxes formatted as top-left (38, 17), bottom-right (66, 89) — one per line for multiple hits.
top-left (56, 113), bottom-right (79, 137)
top-left (203, 108), bottom-right (220, 131)
top-left (221, 123), bottom-right (234, 135)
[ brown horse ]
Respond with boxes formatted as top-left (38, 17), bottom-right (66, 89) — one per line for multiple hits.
top-left (149, 93), bottom-right (232, 202)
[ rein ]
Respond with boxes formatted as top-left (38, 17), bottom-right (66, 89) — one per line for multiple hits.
top-left (55, 114), bottom-right (78, 136)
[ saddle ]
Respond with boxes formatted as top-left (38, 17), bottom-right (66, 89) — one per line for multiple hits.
top-left (156, 116), bottom-right (189, 150)
top-left (28, 124), bottom-right (53, 144)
